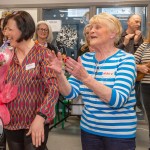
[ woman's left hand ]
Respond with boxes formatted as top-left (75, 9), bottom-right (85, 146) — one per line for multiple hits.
top-left (65, 57), bottom-right (89, 81)
top-left (26, 115), bottom-right (45, 147)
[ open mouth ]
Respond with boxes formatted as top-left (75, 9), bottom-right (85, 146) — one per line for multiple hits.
top-left (91, 36), bottom-right (97, 39)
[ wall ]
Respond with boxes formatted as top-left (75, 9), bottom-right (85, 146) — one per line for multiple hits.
top-left (0, 0), bottom-right (149, 27)
top-left (0, 0), bottom-right (149, 7)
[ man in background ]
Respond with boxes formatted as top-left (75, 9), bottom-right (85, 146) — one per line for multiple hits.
top-left (117, 14), bottom-right (143, 54)
top-left (117, 14), bottom-right (144, 119)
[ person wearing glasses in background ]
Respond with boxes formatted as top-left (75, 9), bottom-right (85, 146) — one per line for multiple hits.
top-left (34, 21), bottom-right (57, 54)
top-left (3, 11), bottom-right (59, 150)
top-left (48, 12), bottom-right (137, 150)
top-left (77, 24), bottom-right (94, 57)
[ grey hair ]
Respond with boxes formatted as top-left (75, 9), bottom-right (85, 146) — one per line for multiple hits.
top-left (34, 20), bottom-right (53, 43)
top-left (127, 14), bottom-right (141, 21)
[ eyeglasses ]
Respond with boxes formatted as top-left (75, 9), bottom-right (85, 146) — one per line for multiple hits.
top-left (38, 28), bottom-right (48, 33)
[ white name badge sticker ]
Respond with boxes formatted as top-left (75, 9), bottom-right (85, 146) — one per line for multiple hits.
top-left (102, 71), bottom-right (115, 78)
top-left (26, 63), bottom-right (35, 70)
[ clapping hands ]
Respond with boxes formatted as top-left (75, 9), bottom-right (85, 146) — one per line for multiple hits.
top-left (47, 51), bottom-right (89, 82)
top-left (47, 51), bottom-right (63, 75)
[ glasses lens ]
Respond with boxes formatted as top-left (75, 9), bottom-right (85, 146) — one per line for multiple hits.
top-left (38, 28), bottom-right (48, 32)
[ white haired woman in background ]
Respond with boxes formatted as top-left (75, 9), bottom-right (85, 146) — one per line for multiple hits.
top-left (34, 20), bottom-right (57, 54)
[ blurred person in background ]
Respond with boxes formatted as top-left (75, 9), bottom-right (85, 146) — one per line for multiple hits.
top-left (117, 14), bottom-right (144, 115)
top-left (0, 18), bottom-right (4, 46)
top-left (134, 22), bottom-right (150, 150)
top-left (34, 21), bottom-right (57, 54)
top-left (117, 14), bottom-right (143, 54)
top-left (78, 24), bottom-right (94, 56)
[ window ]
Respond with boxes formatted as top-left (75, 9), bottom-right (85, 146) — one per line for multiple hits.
top-left (97, 7), bottom-right (147, 36)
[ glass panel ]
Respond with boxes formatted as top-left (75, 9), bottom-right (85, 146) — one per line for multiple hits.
top-left (97, 7), bottom-right (147, 36)
top-left (43, 8), bottom-right (90, 59)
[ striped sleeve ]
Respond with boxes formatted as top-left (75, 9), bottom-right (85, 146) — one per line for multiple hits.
top-left (134, 43), bottom-right (147, 64)
top-left (109, 55), bottom-right (136, 108)
top-left (134, 42), bottom-right (150, 83)
top-left (65, 76), bottom-right (81, 99)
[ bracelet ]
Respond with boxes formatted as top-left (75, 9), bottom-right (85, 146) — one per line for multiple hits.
top-left (37, 112), bottom-right (47, 120)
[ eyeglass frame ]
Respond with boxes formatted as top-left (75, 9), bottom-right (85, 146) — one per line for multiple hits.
top-left (37, 28), bottom-right (49, 33)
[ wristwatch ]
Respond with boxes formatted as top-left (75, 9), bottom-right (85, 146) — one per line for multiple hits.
top-left (37, 112), bottom-right (47, 120)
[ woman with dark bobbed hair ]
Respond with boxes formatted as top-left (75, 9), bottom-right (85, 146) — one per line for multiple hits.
top-left (4, 11), bottom-right (59, 150)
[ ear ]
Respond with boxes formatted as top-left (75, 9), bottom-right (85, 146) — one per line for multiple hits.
top-left (110, 32), bottom-right (116, 39)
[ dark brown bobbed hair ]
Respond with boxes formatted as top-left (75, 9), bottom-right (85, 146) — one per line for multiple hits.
top-left (4, 11), bottom-right (35, 43)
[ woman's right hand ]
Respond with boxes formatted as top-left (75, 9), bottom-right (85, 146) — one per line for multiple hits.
top-left (47, 51), bottom-right (63, 75)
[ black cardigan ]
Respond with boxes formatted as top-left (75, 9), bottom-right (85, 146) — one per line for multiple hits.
top-left (47, 43), bottom-right (58, 55)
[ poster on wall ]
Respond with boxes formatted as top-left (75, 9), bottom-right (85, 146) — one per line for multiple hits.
top-left (55, 24), bottom-right (78, 59)
top-left (46, 20), bottom-right (62, 32)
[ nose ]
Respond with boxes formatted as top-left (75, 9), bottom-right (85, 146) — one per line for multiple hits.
top-left (137, 22), bottom-right (141, 27)
top-left (89, 28), bottom-right (93, 34)
top-left (90, 27), bottom-right (93, 32)
top-left (90, 27), bottom-right (95, 34)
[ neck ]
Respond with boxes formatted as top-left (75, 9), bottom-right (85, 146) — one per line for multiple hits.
top-left (126, 28), bottom-right (134, 34)
top-left (95, 46), bottom-right (117, 61)
top-left (37, 38), bottom-right (47, 46)
top-left (16, 39), bottom-right (34, 56)
top-left (89, 46), bottom-right (95, 52)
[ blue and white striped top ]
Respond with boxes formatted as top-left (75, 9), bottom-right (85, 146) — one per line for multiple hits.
top-left (66, 50), bottom-right (137, 138)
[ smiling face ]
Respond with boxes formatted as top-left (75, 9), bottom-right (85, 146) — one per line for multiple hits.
top-left (89, 13), bottom-right (122, 49)
top-left (5, 19), bottom-right (22, 47)
top-left (37, 23), bottom-right (49, 41)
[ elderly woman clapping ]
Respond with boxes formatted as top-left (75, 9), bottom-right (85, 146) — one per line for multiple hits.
top-left (48, 12), bottom-right (137, 150)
